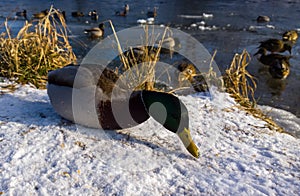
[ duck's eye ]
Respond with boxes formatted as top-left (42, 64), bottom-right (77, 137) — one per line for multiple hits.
top-left (187, 69), bottom-right (193, 74)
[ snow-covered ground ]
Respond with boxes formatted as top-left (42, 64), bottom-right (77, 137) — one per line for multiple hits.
top-left (0, 83), bottom-right (300, 195)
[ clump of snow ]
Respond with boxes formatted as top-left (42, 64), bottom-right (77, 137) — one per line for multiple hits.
top-left (0, 84), bottom-right (300, 195)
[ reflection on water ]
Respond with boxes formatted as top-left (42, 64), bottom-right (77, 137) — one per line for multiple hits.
top-left (0, 0), bottom-right (300, 119)
top-left (266, 77), bottom-right (287, 96)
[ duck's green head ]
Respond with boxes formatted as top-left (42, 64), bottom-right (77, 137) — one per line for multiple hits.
top-left (141, 90), bottom-right (199, 158)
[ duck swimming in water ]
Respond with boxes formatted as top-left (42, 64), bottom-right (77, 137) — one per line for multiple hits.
top-left (256, 15), bottom-right (270, 23)
top-left (255, 48), bottom-right (291, 79)
top-left (89, 10), bottom-right (99, 21)
top-left (84, 23), bottom-right (105, 39)
top-left (256, 39), bottom-right (292, 54)
top-left (255, 48), bottom-right (291, 65)
top-left (147, 7), bottom-right (157, 18)
top-left (47, 64), bottom-right (199, 158)
top-left (72, 11), bottom-right (84, 17)
top-left (115, 4), bottom-right (129, 16)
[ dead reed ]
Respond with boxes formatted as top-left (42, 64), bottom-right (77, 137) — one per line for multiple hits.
top-left (201, 50), bottom-right (224, 89)
top-left (223, 49), bottom-right (286, 133)
top-left (109, 21), bottom-right (169, 91)
top-left (0, 6), bottom-right (76, 88)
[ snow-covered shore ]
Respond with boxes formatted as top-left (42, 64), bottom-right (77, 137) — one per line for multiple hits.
top-left (0, 84), bottom-right (300, 195)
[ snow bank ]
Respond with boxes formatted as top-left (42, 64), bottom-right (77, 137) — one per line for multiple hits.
top-left (0, 84), bottom-right (299, 195)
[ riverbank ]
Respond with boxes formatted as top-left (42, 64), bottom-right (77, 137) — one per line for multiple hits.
top-left (0, 83), bottom-right (299, 195)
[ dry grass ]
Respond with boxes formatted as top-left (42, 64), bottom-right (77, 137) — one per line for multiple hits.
top-left (223, 49), bottom-right (256, 107)
top-left (201, 50), bottom-right (224, 89)
top-left (109, 21), bottom-right (170, 91)
top-left (223, 50), bottom-right (287, 134)
top-left (0, 6), bottom-right (76, 88)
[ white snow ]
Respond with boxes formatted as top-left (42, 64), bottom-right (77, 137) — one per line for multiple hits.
top-left (1, 83), bottom-right (300, 195)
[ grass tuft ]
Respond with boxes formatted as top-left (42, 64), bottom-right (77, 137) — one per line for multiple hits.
top-left (109, 21), bottom-right (172, 91)
top-left (0, 6), bottom-right (76, 88)
top-left (223, 49), bottom-right (287, 134)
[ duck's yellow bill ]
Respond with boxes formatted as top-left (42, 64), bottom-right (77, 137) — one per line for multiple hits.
top-left (178, 128), bottom-right (199, 158)
top-left (186, 140), bottom-right (199, 158)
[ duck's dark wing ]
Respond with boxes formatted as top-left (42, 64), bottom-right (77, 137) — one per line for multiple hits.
top-left (48, 64), bottom-right (149, 129)
top-left (259, 39), bottom-right (281, 48)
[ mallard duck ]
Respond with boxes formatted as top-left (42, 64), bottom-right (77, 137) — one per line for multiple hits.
top-left (256, 15), bottom-right (270, 23)
top-left (255, 48), bottom-right (291, 79)
top-left (47, 64), bottom-right (199, 158)
top-left (88, 10), bottom-right (99, 21)
top-left (124, 46), bottom-right (159, 67)
top-left (147, 7), bottom-right (157, 18)
top-left (115, 4), bottom-right (128, 16)
top-left (33, 9), bottom-right (49, 19)
top-left (282, 30), bottom-right (298, 42)
top-left (84, 23), bottom-right (105, 39)
top-left (16, 9), bottom-right (28, 20)
top-left (257, 39), bottom-right (292, 54)
top-left (72, 11), bottom-right (84, 17)
top-left (255, 48), bottom-right (291, 65)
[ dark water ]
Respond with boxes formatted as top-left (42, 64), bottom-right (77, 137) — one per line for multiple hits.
top-left (1, 0), bottom-right (300, 117)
